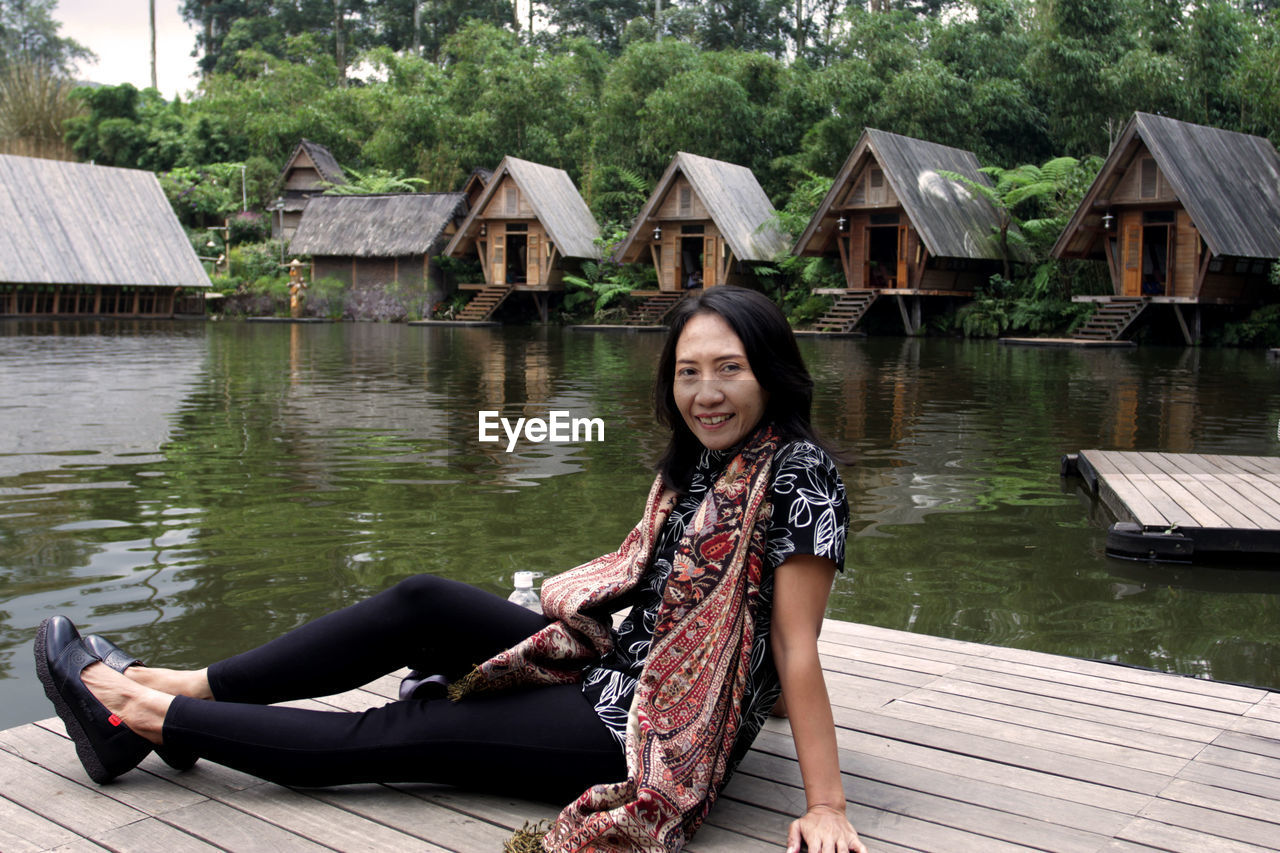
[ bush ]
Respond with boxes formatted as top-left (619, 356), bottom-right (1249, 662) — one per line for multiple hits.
top-left (1219, 304), bottom-right (1280, 347)
top-left (228, 240), bottom-right (286, 282)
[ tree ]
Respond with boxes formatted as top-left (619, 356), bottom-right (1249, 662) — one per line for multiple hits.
top-left (0, 0), bottom-right (94, 76)
top-left (534, 0), bottom-right (646, 55)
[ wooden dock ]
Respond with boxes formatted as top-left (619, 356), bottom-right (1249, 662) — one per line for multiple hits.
top-left (3, 621), bottom-right (1279, 852)
top-left (1066, 449), bottom-right (1280, 563)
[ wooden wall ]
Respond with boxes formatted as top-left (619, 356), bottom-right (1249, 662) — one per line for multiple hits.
top-left (837, 163), bottom-right (901, 210)
top-left (654, 176), bottom-right (710, 220)
top-left (482, 177), bottom-right (536, 219)
top-left (1112, 155), bottom-right (1177, 204)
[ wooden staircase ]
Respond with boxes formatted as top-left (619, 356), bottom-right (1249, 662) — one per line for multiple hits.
top-left (1072, 298), bottom-right (1149, 341)
top-left (810, 291), bottom-right (877, 334)
top-left (626, 291), bottom-right (683, 325)
top-left (455, 285), bottom-right (513, 322)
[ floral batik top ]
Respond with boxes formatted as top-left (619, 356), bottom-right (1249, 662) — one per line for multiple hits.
top-left (581, 438), bottom-right (849, 760)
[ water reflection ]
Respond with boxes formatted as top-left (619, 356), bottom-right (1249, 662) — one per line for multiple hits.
top-left (1, 319), bottom-right (1278, 730)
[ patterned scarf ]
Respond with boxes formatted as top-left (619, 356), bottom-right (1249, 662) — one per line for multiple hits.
top-left (450, 425), bottom-right (779, 852)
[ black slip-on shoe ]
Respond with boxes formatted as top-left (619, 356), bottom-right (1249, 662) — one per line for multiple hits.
top-left (34, 617), bottom-right (153, 784)
top-left (83, 634), bottom-right (199, 772)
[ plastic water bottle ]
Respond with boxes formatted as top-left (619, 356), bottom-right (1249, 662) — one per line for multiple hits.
top-left (508, 571), bottom-right (541, 612)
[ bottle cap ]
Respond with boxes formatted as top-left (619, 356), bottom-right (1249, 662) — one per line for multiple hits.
top-left (513, 571), bottom-right (534, 589)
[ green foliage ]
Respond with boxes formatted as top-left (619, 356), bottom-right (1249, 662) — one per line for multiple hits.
top-left (228, 241), bottom-right (286, 282)
top-left (0, 0), bottom-right (94, 76)
top-left (563, 257), bottom-right (644, 319)
top-left (949, 275), bottom-right (1092, 338)
top-left (321, 167), bottom-right (429, 194)
top-left (1218, 304), bottom-right (1280, 347)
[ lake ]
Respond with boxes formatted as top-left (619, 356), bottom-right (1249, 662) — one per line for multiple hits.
top-left (2, 318), bottom-right (1278, 729)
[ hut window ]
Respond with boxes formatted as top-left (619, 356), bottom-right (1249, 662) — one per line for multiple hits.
top-left (870, 213), bottom-right (899, 225)
top-left (1143, 210), bottom-right (1174, 224)
top-left (679, 186), bottom-right (692, 215)
top-left (1140, 158), bottom-right (1158, 199)
top-left (1208, 257), bottom-right (1223, 272)
top-left (869, 168), bottom-right (885, 204)
top-left (506, 223), bottom-right (528, 232)
top-left (505, 187), bottom-right (518, 215)
top-left (681, 224), bottom-right (704, 234)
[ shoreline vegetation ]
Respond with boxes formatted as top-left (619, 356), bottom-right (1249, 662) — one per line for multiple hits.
top-left (3, 0), bottom-right (1279, 344)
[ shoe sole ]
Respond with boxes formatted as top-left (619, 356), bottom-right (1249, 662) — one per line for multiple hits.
top-left (34, 618), bottom-right (112, 784)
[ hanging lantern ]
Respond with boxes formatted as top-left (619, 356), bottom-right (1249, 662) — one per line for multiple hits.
top-left (652, 225), bottom-right (662, 241)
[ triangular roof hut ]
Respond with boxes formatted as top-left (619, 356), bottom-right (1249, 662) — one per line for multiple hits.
top-left (463, 167), bottom-right (492, 209)
top-left (795, 128), bottom-right (1007, 292)
top-left (445, 156), bottom-right (600, 285)
top-left (1053, 112), bottom-right (1280, 301)
top-left (0, 154), bottom-right (209, 317)
top-left (273, 139), bottom-right (346, 241)
top-left (613, 152), bottom-right (789, 291)
top-left (288, 193), bottom-right (468, 298)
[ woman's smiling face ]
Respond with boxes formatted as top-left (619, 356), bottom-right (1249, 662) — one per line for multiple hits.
top-left (673, 312), bottom-right (768, 451)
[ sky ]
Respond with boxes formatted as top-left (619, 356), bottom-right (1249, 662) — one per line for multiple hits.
top-left (52, 0), bottom-right (202, 100)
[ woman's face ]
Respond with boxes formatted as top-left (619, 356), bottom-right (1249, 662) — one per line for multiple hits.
top-left (673, 312), bottom-right (768, 451)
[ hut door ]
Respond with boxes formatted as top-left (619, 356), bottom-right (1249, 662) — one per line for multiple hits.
top-left (703, 236), bottom-right (716, 288)
top-left (492, 235), bottom-right (506, 285)
top-left (1122, 225), bottom-right (1141, 296)
top-left (527, 232), bottom-right (541, 286)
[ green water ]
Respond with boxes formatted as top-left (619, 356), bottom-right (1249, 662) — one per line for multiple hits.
top-left (2, 319), bottom-right (1279, 729)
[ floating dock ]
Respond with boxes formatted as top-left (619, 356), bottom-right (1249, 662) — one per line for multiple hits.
top-left (999, 337), bottom-right (1137, 348)
top-left (1065, 449), bottom-right (1280, 562)
top-left (2, 621), bottom-right (1277, 851)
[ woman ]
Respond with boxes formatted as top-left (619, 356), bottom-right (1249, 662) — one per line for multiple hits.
top-left (36, 286), bottom-right (866, 853)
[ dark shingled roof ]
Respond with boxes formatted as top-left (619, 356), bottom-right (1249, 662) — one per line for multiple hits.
top-left (613, 152), bottom-right (789, 264)
top-left (288, 193), bottom-right (468, 257)
top-left (446, 156), bottom-right (601, 260)
top-left (1053, 113), bottom-right (1280, 260)
top-left (279, 139), bottom-right (346, 188)
top-left (0, 154), bottom-right (210, 288)
top-left (795, 129), bottom-right (1009, 261)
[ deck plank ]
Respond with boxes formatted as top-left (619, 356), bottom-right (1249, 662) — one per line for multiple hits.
top-left (5, 621), bottom-right (1280, 852)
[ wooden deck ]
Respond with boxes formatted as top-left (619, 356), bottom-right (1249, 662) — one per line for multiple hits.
top-left (1067, 449), bottom-right (1280, 562)
top-left (4, 620), bottom-right (1279, 852)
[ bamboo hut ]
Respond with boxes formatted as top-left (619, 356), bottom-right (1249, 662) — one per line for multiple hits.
top-left (288, 193), bottom-right (469, 305)
top-left (0, 154), bottom-right (210, 316)
top-left (272, 139), bottom-right (346, 242)
top-left (794, 129), bottom-right (1008, 334)
top-left (443, 156), bottom-right (601, 322)
top-left (613, 152), bottom-right (790, 323)
top-left (1053, 113), bottom-right (1280, 343)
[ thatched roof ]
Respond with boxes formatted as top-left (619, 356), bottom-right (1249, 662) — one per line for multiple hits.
top-left (445, 156), bottom-right (601, 260)
top-left (1053, 113), bottom-right (1280, 261)
top-left (613, 152), bottom-right (789, 264)
top-left (279, 139), bottom-right (345, 188)
top-left (795, 129), bottom-right (1008, 261)
top-left (288, 193), bottom-right (468, 257)
top-left (0, 154), bottom-right (210, 288)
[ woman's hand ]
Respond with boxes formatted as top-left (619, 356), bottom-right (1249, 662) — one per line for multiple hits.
top-left (786, 803), bottom-right (866, 853)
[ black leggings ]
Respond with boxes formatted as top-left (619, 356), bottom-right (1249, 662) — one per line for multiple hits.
top-left (162, 575), bottom-right (626, 799)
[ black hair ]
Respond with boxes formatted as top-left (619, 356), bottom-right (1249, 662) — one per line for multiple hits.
top-left (652, 286), bottom-right (838, 491)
